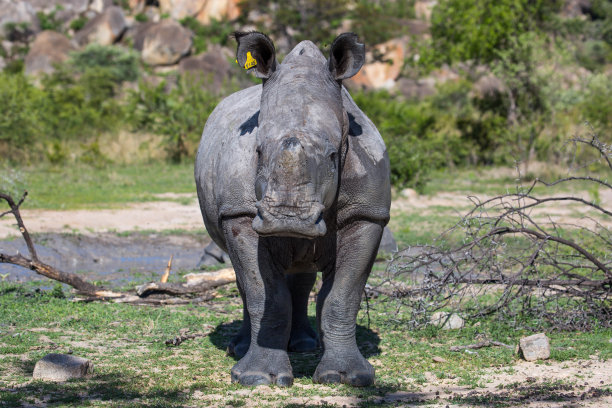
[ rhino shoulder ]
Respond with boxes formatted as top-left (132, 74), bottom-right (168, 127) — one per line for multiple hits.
top-left (338, 87), bottom-right (391, 226)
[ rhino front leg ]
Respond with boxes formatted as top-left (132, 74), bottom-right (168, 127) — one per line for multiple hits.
top-left (314, 220), bottom-right (383, 387)
top-left (227, 281), bottom-right (251, 358)
top-left (222, 217), bottom-right (293, 387)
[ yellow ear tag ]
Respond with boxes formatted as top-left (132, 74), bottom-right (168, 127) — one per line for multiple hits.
top-left (244, 51), bottom-right (257, 70)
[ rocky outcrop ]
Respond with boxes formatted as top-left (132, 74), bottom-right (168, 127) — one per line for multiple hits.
top-left (90, 0), bottom-right (115, 14)
top-left (24, 30), bottom-right (76, 76)
top-left (349, 37), bottom-right (407, 89)
top-left (179, 45), bottom-right (233, 93)
top-left (0, 1), bottom-right (40, 37)
top-left (157, 0), bottom-right (241, 24)
top-left (133, 19), bottom-right (193, 65)
top-left (74, 6), bottom-right (127, 46)
top-left (414, 0), bottom-right (438, 21)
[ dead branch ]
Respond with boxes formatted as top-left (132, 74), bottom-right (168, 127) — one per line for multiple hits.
top-left (0, 191), bottom-right (99, 295)
top-left (370, 131), bottom-right (611, 330)
top-left (165, 325), bottom-right (214, 346)
top-left (450, 340), bottom-right (513, 352)
top-left (135, 277), bottom-right (235, 297)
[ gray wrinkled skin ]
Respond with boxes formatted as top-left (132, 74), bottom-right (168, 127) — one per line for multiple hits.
top-left (195, 33), bottom-right (390, 387)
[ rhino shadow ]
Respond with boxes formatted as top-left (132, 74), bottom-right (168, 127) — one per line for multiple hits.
top-left (208, 318), bottom-right (381, 379)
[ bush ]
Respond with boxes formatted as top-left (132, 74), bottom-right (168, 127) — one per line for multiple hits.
top-left (180, 17), bottom-right (235, 54)
top-left (69, 16), bottom-right (88, 31)
top-left (68, 44), bottom-right (140, 83)
top-left (422, 0), bottom-right (561, 65)
top-left (0, 72), bottom-right (41, 149)
top-left (126, 77), bottom-right (219, 162)
top-left (582, 73), bottom-right (612, 129)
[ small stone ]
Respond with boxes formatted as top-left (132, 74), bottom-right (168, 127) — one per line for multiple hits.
top-left (33, 353), bottom-right (93, 381)
top-left (430, 312), bottom-right (464, 330)
top-left (519, 333), bottom-right (550, 361)
top-left (432, 356), bottom-right (446, 363)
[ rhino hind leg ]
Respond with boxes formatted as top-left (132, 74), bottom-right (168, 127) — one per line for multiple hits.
top-left (222, 217), bottom-right (293, 387)
top-left (287, 272), bottom-right (319, 352)
top-left (314, 220), bottom-right (383, 387)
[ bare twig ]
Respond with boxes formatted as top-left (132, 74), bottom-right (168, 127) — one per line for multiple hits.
top-left (450, 340), bottom-right (514, 352)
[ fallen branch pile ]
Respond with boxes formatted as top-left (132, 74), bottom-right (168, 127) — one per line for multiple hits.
top-left (0, 192), bottom-right (234, 304)
top-left (368, 132), bottom-right (611, 330)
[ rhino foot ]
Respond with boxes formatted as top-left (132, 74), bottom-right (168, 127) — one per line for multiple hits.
top-left (231, 348), bottom-right (293, 387)
top-left (288, 324), bottom-right (318, 352)
top-left (313, 351), bottom-right (374, 387)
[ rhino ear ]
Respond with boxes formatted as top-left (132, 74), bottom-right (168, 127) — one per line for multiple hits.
top-left (233, 31), bottom-right (278, 79)
top-left (328, 33), bottom-right (365, 80)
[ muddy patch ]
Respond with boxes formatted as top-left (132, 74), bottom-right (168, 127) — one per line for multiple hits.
top-left (0, 232), bottom-right (210, 286)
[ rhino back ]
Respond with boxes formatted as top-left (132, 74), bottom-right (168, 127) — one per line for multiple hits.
top-left (338, 87), bottom-right (391, 226)
top-left (195, 84), bottom-right (262, 248)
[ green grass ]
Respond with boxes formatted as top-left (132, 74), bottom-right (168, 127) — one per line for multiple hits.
top-left (0, 162), bottom-right (196, 210)
top-left (0, 282), bottom-right (609, 407)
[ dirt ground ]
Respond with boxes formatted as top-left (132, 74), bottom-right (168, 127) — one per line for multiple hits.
top-left (2, 188), bottom-right (610, 239)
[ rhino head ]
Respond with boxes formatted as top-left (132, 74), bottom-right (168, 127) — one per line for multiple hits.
top-left (234, 32), bottom-right (365, 239)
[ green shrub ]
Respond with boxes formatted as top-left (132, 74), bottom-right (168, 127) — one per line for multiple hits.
top-left (350, 0), bottom-right (415, 46)
top-left (126, 77), bottom-right (218, 162)
top-left (582, 73), bottom-right (612, 129)
top-left (69, 16), bottom-right (88, 32)
top-left (180, 17), bottom-right (235, 53)
top-left (0, 72), bottom-right (42, 148)
top-left (134, 13), bottom-right (148, 23)
top-left (422, 0), bottom-right (561, 66)
top-left (37, 7), bottom-right (63, 32)
top-left (68, 44), bottom-right (140, 83)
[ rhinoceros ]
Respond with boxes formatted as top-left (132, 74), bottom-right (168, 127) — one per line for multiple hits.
top-left (195, 32), bottom-right (390, 387)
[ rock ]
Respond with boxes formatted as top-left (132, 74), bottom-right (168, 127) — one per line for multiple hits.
top-left (159, 0), bottom-right (207, 20)
top-left (133, 19), bottom-right (192, 66)
top-left (395, 77), bottom-right (436, 100)
top-left (473, 75), bottom-right (506, 99)
top-left (184, 267), bottom-right (235, 286)
top-left (157, 0), bottom-right (241, 23)
top-left (195, 0), bottom-right (241, 24)
top-left (32, 353), bottom-right (93, 381)
top-left (90, 0), bottom-right (115, 14)
top-left (562, 0), bottom-right (592, 18)
top-left (519, 333), bottom-right (550, 361)
top-left (430, 312), bottom-right (464, 330)
top-left (0, 0), bottom-right (40, 37)
top-left (414, 0), bottom-right (437, 21)
top-left (179, 45), bottom-right (233, 93)
top-left (197, 240), bottom-right (230, 267)
top-left (432, 356), bottom-right (447, 363)
top-left (74, 6), bottom-right (127, 46)
top-left (349, 37), bottom-right (407, 90)
top-left (377, 226), bottom-right (398, 254)
top-left (24, 30), bottom-right (77, 76)
top-left (400, 188), bottom-right (418, 199)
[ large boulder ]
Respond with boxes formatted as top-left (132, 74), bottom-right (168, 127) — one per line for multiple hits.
top-left (348, 37), bottom-right (407, 89)
top-left (134, 19), bottom-right (193, 66)
top-left (74, 6), bottom-right (127, 46)
top-left (24, 30), bottom-right (76, 76)
top-left (196, 0), bottom-right (241, 24)
top-left (414, 0), bottom-right (438, 21)
top-left (178, 45), bottom-right (233, 93)
top-left (89, 0), bottom-right (115, 14)
top-left (28, 0), bottom-right (89, 14)
top-left (0, 0), bottom-right (40, 37)
top-left (158, 0), bottom-right (241, 24)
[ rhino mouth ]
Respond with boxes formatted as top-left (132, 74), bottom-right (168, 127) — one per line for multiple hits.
top-left (252, 201), bottom-right (326, 238)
